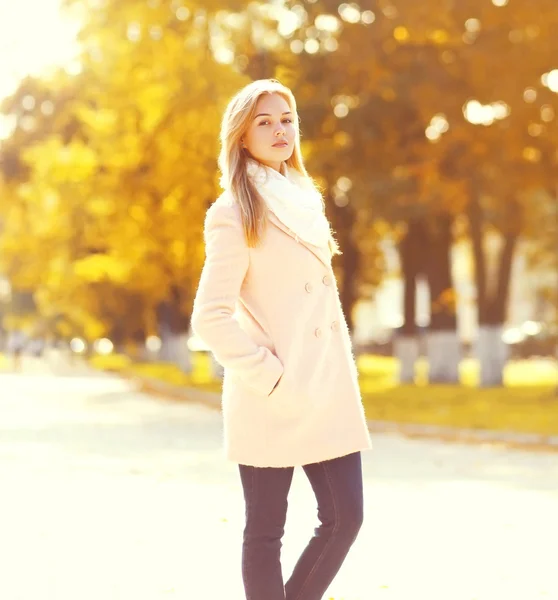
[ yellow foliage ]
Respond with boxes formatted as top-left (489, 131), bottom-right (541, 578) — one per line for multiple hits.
top-left (0, 0), bottom-right (247, 340)
top-left (393, 26), bottom-right (410, 43)
top-left (428, 29), bottom-right (449, 44)
top-left (1, 0), bottom-right (556, 344)
top-left (73, 255), bottom-right (131, 284)
top-left (23, 138), bottom-right (98, 183)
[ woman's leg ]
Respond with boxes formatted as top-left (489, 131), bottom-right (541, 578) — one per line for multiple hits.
top-left (284, 451), bottom-right (364, 600)
top-left (238, 463), bottom-right (295, 600)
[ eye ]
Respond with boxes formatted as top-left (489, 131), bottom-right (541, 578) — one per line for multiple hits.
top-left (282, 118), bottom-right (293, 123)
top-left (258, 120), bottom-right (270, 126)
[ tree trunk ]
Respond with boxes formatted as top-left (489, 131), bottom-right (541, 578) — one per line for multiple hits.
top-left (156, 286), bottom-right (192, 374)
top-left (424, 216), bottom-right (460, 383)
top-left (339, 235), bottom-right (359, 333)
top-left (395, 219), bottom-right (422, 383)
top-left (468, 194), bottom-right (518, 387)
top-left (329, 200), bottom-right (359, 332)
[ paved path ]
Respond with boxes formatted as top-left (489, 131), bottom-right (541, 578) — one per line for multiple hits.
top-left (1, 365), bottom-right (557, 600)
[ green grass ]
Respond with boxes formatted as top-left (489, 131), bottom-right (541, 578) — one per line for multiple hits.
top-left (355, 355), bottom-right (558, 435)
top-left (356, 355), bottom-right (558, 388)
top-left (90, 352), bottom-right (222, 392)
top-left (360, 383), bottom-right (557, 435)
top-left (92, 352), bottom-right (558, 437)
top-left (357, 355), bottom-right (558, 435)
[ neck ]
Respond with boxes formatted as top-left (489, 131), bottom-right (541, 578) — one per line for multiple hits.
top-left (267, 161), bottom-right (282, 173)
top-left (251, 158), bottom-right (284, 173)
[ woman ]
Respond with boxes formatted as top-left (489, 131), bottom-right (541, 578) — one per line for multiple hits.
top-left (191, 79), bottom-right (372, 600)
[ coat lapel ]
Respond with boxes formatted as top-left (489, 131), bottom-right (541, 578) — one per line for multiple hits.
top-left (267, 210), bottom-right (332, 269)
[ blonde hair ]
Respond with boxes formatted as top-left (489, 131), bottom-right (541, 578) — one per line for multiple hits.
top-left (218, 79), bottom-right (339, 255)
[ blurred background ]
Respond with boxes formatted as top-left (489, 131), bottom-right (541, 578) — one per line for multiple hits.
top-left (0, 0), bottom-right (557, 433)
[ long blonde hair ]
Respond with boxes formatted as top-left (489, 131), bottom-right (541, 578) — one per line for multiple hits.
top-left (218, 79), bottom-right (339, 255)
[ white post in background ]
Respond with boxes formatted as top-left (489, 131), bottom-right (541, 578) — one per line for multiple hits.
top-left (394, 335), bottom-right (419, 383)
top-left (476, 325), bottom-right (508, 387)
top-left (426, 330), bottom-right (461, 383)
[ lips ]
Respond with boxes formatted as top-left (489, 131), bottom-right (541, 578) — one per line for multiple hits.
top-left (272, 140), bottom-right (288, 147)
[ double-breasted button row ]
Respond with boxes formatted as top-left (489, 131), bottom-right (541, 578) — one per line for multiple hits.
top-left (305, 274), bottom-right (332, 293)
top-left (314, 321), bottom-right (340, 338)
top-left (305, 273), bottom-right (337, 338)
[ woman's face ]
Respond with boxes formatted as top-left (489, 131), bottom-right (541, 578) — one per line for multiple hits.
top-left (242, 93), bottom-right (296, 172)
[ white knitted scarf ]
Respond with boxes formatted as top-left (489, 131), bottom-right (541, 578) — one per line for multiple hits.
top-left (244, 159), bottom-right (331, 249)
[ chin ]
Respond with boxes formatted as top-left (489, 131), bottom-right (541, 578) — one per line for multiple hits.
top-left (271, 148), bottom-right (294, 161)
top-left (255, 150), bottom-right (292, 168)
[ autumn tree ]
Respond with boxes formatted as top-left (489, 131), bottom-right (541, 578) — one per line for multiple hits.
top-left (0, 0), bottom-right (249, 363)
top-left (275, 0), bottom-right (558, 385)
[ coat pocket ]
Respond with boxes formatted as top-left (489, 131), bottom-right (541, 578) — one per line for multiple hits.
top-left (266, 369), bottom-right (305, 419)
top-left (268, 372), bottom-right (284, 398)
top-left (237, 311), bottom-right (277, 354)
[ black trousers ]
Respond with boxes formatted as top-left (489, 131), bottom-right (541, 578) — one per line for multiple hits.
top-left (238, 451), bottom-right (364, 600)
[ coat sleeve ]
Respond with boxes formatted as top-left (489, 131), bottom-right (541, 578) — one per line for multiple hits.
top-left (191, 201), bottom-right (284, 396)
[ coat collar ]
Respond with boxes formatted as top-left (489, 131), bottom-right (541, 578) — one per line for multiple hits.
top-left (267, 210), bottom-right (332, 270)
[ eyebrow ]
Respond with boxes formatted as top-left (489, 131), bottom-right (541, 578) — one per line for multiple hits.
top-left (254, 111), bottom-right (292, 119)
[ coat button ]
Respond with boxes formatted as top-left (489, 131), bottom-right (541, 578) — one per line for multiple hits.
top-left (331, 320), bottom-right (339, 331)
top-left (305, 282), bottom-right (313, 293)
top-left (314, 327), bottom-right (322, 338)
top-left (322, 275), bottom-right (331, 286)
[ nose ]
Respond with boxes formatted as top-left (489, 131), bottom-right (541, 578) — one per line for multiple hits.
top-left (274, 122), bottom-right (286, 136)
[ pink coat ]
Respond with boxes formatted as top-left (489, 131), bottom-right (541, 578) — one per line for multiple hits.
top-left (191, 192), bottom-right (372, 467)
